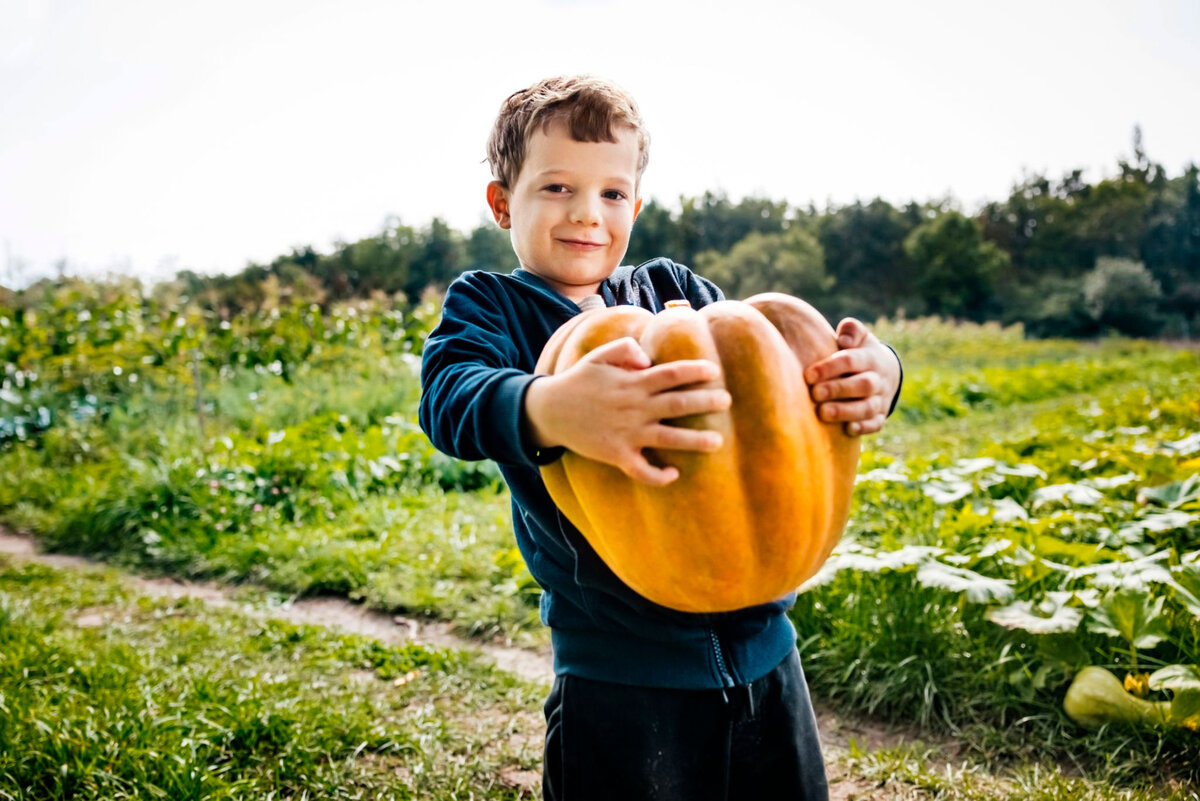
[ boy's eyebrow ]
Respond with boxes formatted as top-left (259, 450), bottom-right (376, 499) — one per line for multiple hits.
top-left (531, 167), bottom-right (635, 187)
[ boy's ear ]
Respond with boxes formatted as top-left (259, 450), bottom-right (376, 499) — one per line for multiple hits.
top-left (486, 181), bottom-right (512, 229)
top-left (634, 197), bottom-right (643, 221)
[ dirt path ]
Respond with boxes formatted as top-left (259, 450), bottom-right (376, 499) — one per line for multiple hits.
top-left (0, 529), bottom-right (554, 684)
top-left (0, 528), bottom-right (957, 797)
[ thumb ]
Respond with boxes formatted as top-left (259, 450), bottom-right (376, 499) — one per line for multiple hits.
top-left (583, 337), bottom-right (652, 370)
top-left (836, 318), bottom-right (868, 350)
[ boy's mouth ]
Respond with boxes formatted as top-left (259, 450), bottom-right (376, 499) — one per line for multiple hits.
top-left (558, 238), bottom-right (606, 250)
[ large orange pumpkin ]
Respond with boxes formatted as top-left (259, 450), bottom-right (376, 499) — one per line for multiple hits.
top-left (535, 292), bottom-right (861, 613)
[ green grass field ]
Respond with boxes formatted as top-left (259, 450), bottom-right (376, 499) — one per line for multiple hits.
top-left (2, 289), bottom-right (1198, 798)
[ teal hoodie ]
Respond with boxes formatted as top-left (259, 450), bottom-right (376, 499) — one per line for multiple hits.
top-left (419, 258), bottom-right (896, 689)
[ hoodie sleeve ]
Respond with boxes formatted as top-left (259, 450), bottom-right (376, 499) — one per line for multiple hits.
top-left (418, 275), bottom-right (552, 469)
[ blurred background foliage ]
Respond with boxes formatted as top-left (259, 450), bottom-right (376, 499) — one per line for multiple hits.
top-left (4, 128), bottom-right (1194, 340)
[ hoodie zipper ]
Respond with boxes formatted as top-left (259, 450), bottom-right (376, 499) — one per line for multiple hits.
top-left (710, 628), bottom-right (734, 687)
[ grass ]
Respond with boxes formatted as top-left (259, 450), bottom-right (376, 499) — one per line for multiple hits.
top-left (4, 309), bottom-right (1200, 793)
top-left (835, 740), bottom-right (1200, 800)
top-left (5, 555), bottom-right (1192, 800)
top-left (0, 555), bottom-right (544, 800)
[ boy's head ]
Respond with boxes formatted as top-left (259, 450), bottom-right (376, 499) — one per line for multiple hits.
top-left (485, 76), bottom-right (649, 301)
top-left (485, 75), bottom-right (650, 192)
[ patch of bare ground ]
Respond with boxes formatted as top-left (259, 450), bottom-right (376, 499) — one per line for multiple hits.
top-left (0, 527), bottom-right (553, 685)
top-left (816, 704), bottom-right (980, 799)
top-left (815, 704), bottom-right (960, 758)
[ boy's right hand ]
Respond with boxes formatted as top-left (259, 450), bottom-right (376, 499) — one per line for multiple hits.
top-left (524, 337), bottom-right (731, 487)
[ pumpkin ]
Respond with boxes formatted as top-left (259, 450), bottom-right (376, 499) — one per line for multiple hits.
top-left (535, 292), bottom-right (861, 613)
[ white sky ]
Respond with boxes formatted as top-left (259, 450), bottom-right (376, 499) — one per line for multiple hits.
top-left (2, 0), bottom-right (1198, 287)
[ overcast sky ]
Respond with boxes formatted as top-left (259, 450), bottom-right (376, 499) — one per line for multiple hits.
top-left (2, 0), bottom-right (1198, 287)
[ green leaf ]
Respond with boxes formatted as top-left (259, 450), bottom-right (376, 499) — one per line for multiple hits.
top-left (1036, 633), bottom-right (1091, 668)
top-left (1148, 664), bottom-right (1200, 692)
top-left (1068, 551), bottom-right (1174, 591)
top-left (1034, 534), bottom-right (1122, 565)
top-left (826, 544), bottom-right (944, 574)
top-left (921, 479), bottom-right (973, 505)
top-left (1169, 688), bottom-right (1200, 726)
top-left (1088, 591), bottom-right (1170, 649)
top-left (1169, 565), bottom-right (1200, 617)
top-left (1030, 483), bottom-right (1104, 509)
top-left (986, 599), bottom-right (1083, 634)
top-left (1149, 665), bottom-right (1200, 726)
top-left (1137, 474), bottom-right (1200, 510)
top-left (1118, 511), bottom-right (1197, 540)
top-left (915, 562), bottom-right (1014, 603)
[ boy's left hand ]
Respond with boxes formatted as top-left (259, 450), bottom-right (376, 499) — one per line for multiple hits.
top-left (803, 318), bottom-right (901, 437)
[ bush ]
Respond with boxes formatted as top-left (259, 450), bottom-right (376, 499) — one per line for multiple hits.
top-left (1083, 258), bottom-right (1163, 336)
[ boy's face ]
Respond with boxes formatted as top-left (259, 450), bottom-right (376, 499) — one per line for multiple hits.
top-left (487, 120), bottom-right (642, 301)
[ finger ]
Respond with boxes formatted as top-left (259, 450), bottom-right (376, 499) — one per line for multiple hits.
top-left (836, 318), bottom-right (868, 349)
top-left (645, 388), bottom-right (732, 420)
top-left (804, 349), bottom-right (871, 384)
top-left (638, 359), bottom-right (721, 394)
top-left (624, 454), bottom-right (680, 487)
top-left (584, 337), bottom-right (651, 369)
top-left (817, 396), bottom-right (884, 424)
top-left (811, 373), bottom-right (883, 403)
top-left (642, 423), bottom-right (724, 452)
top-left (845, 414), bottom-right (886, 437)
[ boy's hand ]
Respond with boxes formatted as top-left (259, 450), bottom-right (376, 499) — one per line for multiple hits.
top-left (803, 318), bottom-right (901, 437)
top-left (524, 337), bottom-right (731, 487)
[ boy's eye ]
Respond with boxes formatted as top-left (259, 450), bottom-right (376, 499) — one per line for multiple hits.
top-left (543, 184), bottom-right (567, 193)
top-left (603, 190), bottom-right (627, 201)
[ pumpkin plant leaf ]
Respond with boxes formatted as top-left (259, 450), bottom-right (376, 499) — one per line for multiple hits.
top-left (1137, 474), bottom-right (1200, 510)
top-left (988, 498), bottom-right (1029, 523)
top-left (1088, 591), bottom-right (1169, 649)
top-left (1068, 551), bottom-right (1174, 591)
top-left (1118, 511), bottom-right (1197, 540)
top-left (1030, 483), bottom-right (1104, 509)
top-left (915, 562), bottom-right (1015, 603)
top-left (1149, 665), bottom-right (1200, 727)
top-left (1034, 534), bottom-right (1121, 565)
top-left (1036, 632), bottom-right (1091, 668)
top-left (1149, 664), bottom-right (1200, 692)
top-left (1169, 565), bottom-right (1200, 617)
top-left (986, 599), bottom-right (1083, 634)
top-left (922, 479), bottom-right (974, 505)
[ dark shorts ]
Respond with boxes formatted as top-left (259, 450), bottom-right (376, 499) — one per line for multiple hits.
top-left (542, 649), bottom-right (828, 801)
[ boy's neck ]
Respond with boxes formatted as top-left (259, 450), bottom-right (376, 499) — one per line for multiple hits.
top-left (520, 268), bottom-right (604, 303)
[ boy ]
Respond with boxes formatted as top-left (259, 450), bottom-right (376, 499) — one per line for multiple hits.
top-left (420, 76), bottom-right (902, 800)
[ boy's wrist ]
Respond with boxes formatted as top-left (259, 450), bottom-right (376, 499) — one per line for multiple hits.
top-left (523, 374), bottom-right (561, 451)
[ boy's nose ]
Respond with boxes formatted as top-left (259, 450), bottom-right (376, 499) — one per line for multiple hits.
top-left (569, 195), bottom-right (602, 226)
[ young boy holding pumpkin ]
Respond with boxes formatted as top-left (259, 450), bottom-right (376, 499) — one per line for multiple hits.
top-left (419, 76), bottom-right (902, 800)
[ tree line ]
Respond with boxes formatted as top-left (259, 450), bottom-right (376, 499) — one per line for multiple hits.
top-left (6, 129), bottom-right (1197, 339)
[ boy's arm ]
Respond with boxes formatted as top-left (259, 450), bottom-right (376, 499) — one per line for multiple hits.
top-left (803, 318), bottom-right (903, 436)
top-left (419, 277), bottom-right (551, 467)
top-left (420, 276), bottom-right (730, 479)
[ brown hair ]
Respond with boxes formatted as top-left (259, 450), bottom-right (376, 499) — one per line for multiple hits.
top-left (486, 75), bottom-right (650, 189)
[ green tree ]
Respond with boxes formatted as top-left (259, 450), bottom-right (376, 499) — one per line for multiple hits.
top-left (465, 223), bottom-right (519, 274)
top-left (978, 172), bottom-right (1086, 280)
top-left (695, 226), bottom-right (831, 302)
top-left (675, 192), bottom-right (790, 266)
top-left (818, 198), bottom-right (919, 319)
top-left (407, 218), bottom-right (465, 299)
top-left (625, 198), bottom-right (681, 266)
top-left (1083, 257), bottom-right (1163, 336)
top-left (904, 212), bottom-right (1008, 321)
